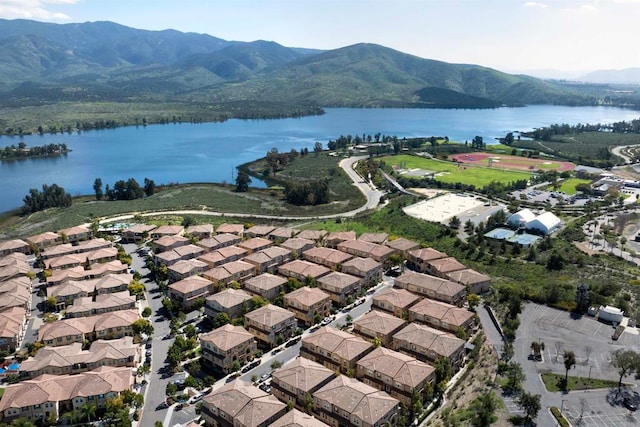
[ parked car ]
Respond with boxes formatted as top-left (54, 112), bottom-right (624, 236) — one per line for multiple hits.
top-left (286, 337), bottom-right (301, 347)
top-left (272, 347), bottom-right (282, 355)
top-left (624, 398), bottom-right (637, 411)
top-left (156, 402), bottom-right (169, 410)
top-left (145, 341), bottom-right (152, 349)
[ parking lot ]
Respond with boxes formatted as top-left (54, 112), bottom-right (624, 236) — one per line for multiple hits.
top-left (515, 304), bottom-right (640, 426)
top-left (562, 390), bottom-right (639, 427)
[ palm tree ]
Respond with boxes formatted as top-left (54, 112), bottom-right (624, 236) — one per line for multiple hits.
top-left (564, 351), bottom-right (576, 381)
top-left (80, 403), bottom-right (96, 422)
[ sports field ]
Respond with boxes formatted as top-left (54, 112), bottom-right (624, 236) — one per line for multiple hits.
top-left (450, 152), bottom-right (575, 172)
top-left (380, 154), bottom-right (532, 188)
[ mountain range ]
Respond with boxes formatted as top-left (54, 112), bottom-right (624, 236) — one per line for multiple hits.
top-left (0, 19), bottom-right (628, 123)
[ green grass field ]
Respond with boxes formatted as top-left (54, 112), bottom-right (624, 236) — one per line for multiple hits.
top-left (380, 154), bottom-right (531, 188)
top-left (541, 373), bottom-right (619, 392)
top-left (554, 178), bottom-right (592, 195)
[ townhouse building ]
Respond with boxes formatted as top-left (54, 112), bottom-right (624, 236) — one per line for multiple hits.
top-left (200, 324), bottom-right (257, 374)
top-left (284, 287), bottom-right (332, 327)
top-left (243, 273), bottom-right (287, 301)
top-left (394, 271), bottom-right (466, 306)
top-left (300, 327), bottom-right (373, 375)
top-left (244, 304), bottom-right (297, 348)
top-left (271, 357), bottom-right (335, 411)
top-left (352, 310), bottom-right (406, 347)
top-left (392, 323), bottom-right (466, 369)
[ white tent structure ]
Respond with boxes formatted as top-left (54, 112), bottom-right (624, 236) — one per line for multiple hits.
top-left (598, 305), bottom-right (624, 324)
top-left (526, 212), bottom-right (562, 235)
top-left (507, 209), bottom-right (536, 229)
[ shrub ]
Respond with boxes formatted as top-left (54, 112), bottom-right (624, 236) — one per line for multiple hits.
top-left (550, 406), bottom-right (570, 427)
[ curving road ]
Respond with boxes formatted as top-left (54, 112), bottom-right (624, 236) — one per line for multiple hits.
top-left (91, 156), bottom-right (384, 226)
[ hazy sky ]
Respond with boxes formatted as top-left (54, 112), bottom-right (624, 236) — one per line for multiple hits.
top-left (1, 0), bottom-right (639, 74)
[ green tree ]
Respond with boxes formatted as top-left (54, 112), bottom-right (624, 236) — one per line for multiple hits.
top-left (611, 349), bottom-right (640, 391)
top-left (231, 360), bottom-right (241, 372)
top-left (466, 294), bottom-right (480, 310)
top-left (411, 388), bottom-right (423, 417)
top-left (563, 351), bottom-right (576, 381)
top-left (504, 361), bottom-right (525, 392)
top-left (235, 170), bottom-right (252, 192)
top-left (469, 392), bottom-right (501, 426)
top-left (448, 215), bottom-right (461, 229)
top-left (142, 307), bottom-right (152, 318)
top-left (517, 392), bottom-right (541, 423)
top-left (132, 319), bottom-right (154, 336)
top-left (271, 359), bottom-right (283, 369)
top-left (143, 177), bottom-right (156, 196)
top-left (434, 357), bottom-right (452, 385)
top-left (80, 403), bottom-right (96, 422)
top-left (166, 383), bottom-right (178, 397)
top-left (155, 422), bottom-right (164, 427)
top-left (45, 296), bottom-right (57, 312)
top-left (93, 178), bottom-right (103, 200)
top-left (303, 392), bottom-right (314, 414)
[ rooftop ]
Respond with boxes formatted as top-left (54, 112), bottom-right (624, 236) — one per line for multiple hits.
top-left (201, 324), bottom-right (255, 352)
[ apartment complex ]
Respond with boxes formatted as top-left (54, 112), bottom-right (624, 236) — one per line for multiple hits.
top-left (300, 327), bottom-right (373, 375)
top-left (200, 324), bottom-right (257, 374)
top-left (284, 286), bottom-right (331, 327)
top-left (244, 304), bottom-right (297, 347)
top-left (271, 357), bottom-right (335, 411)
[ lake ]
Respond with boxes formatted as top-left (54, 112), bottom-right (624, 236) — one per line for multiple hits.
top-left (1, 105), bottom-right (639, 213)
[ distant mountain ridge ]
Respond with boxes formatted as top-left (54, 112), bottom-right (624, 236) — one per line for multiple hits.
top-left (0, 19), bottom-right (598, 111)
top-left (578, 68), bottom-right (640, 84)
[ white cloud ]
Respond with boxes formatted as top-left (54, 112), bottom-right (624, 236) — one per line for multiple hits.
top-left (523, 2), bottom-right (549, 8)
top-left (0, 0), bottom-right (80, 21)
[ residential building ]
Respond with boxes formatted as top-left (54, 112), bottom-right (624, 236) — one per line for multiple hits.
top-left (394, 271), bottom-right (466, 306)
top-left (312, 376), bottom-right (399, 427)
top-left (0, 239), bottom-right (30, 257)
top-left (65, 291), bottom-right (136, 318)
top-left (215, 223), bottom-right (244, 235)
top-left (121, 224), bottom-right (156, 243)
top-left (200, 324), bottom-right (257, 374)
top-left (0, 366), bottom-right (134, 424)
top-left (168, 258), bottom-right (208, 282)
top-left (295, 229), bottom-right (327, 243)
top-left (168, 275), bottom-right (215, 310)
top-left (356, 347), bottom-right (435, 408)
top-left (237, 237), bottom-right (273, 254)
top-left (57, 225), bottom-right (92, 243)
top-left (446, 268), bottom-right (492, 294)
top-left (300, 327), bottom-right (373, 375)
top-left (317, 272), bottom-right (361, 306)
top-left (244, 304), bottom-right (296, 347)
top-left (40, 238), bottom-right (112, 260)
top-left (19, 336), bottom-right (140, 378)
top-left (245, 225), bottom-right (276, 238)
top-left (48, 273), bottom-right (132, 307)
top-left (278, 260), bottom-right (330, 283)
top-left (38, 309), bottom-right (139, 346)
top-left (270, 409), bottom-right (330, 427)
top-left (302, 247), bottom-right (353, 270)
top-left (353, 310), bottom-right (406, 347)
top-left (0, 276), bottom-right (31, 311)
top-left (340, 257), bottom-right (383, 287)
top-left (358, 232), bottom-right (388, 245)
top-left (284, 287), bottom-right (331, 327)
top-left (406, 247), bottom-right (447, 273)
top-left (408, 298), bottom-right (475, 334)
top-left (197, 234), bottom-right (243, 252)
top-left (371, 288), bottom-right (420, 318)
top-left (26, 231), bottom-right (61, 250)
top-left (385, 237), bottom-right (420, 259)
top-left (268, 227), bottom-right (299, 242)
top-left (244, 273), bottom-right (287, 301)
top-left (424, 257), bottom-right (468, 278)
top-left (0, 307), bottom-right (27, 352)
top-left (45, 247), bottom-right (118, 270)
top-left (154, 244), bottom-right (204, 266)
top-left (392, 323), bottom-right (466, 369)
top-left (152, 235), bottom-right (190, 253)
top-left (279, 237), bottom-right (316, 257)
top-left (271, 357), bottom-right (335, 410)
top-left (198, 246), bottom-right (248, 268)
top-left (201, 380), bottom-right (286, 427)
top-left (202, 260), bottom-right (256, 287)
top-left (186, 224), bottom-right (214, 240)
top-left (243, 246), bottom-right (292, 273)
top-left (324, 231), bottom-right (356, 249)
top-left (0, 255), bottom-right (30, 282)
top-left (337, 240), bottom-right (396, 265)
top-left (204, 289), bottom-right (252, 320)
top-left (151, 225), bottom-right (184, 239)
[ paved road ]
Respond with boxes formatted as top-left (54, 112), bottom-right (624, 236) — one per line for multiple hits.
top-left (123, 243), bottom-right (177, 427)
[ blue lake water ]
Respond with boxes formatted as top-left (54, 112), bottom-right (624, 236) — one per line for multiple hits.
top-left (1, 105), bottom-right (639, 213)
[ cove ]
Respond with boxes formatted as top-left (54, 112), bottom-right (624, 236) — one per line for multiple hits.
top-left (1, 105), bottom-right (638, 214)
